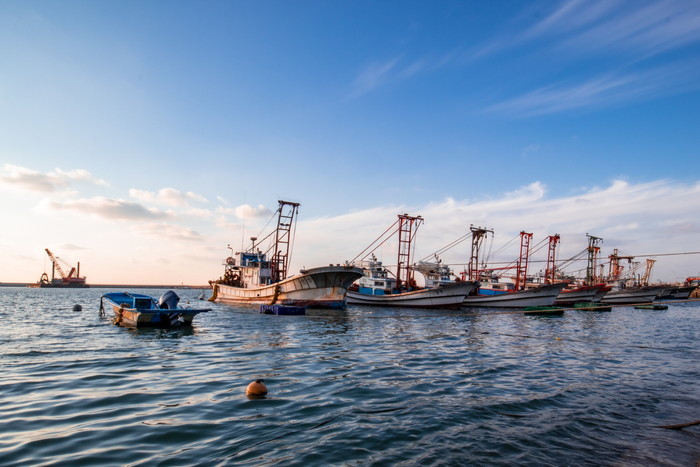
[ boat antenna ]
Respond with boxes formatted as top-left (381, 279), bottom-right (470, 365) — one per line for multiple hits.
top-left (241, 193), bottom-right (246, 252)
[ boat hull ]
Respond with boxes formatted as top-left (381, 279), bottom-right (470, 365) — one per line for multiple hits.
top-left (110, 306), bottom-right (202, 327)
top-left (600, 286), bottom-right (665, 305)
top-left (346, 282), bottom-right (477, 309)
top-left (462, 283), bottom-right (568, 308)
top-left (211, 265), bottom-right (363, 309)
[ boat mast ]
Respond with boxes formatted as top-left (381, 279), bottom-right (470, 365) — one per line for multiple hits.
top-left (608, 248), bottom-right (634, 284)
top-left (641, 259), bottom-right (656, 286)
top-left (585, 234), bottom-right (603, 286)
top-left (515, 231), bottom-right (533, 291)
top-left (271, 200), bottom-right (300, 283)
top-left (468, 226), bottom-right (493, 281)
top-left (544, 234), bottom-right (560, 284)
top-left (396, 214), bottom-right (423, 291)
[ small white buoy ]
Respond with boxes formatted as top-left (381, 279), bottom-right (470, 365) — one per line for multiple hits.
top-left (73, 304), bottom-right (82, 311)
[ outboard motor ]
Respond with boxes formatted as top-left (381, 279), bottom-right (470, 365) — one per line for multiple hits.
top-left (158, 290), bottom-right (180, 309)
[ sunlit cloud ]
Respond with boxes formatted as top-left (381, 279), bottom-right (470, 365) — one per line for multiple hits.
top-left (291, 179), bottom-right (700, 282)
top-left (0, 164), bottom-right (107, 192)
top-left (129, 187), bottom-right (208, 206)
top-left (234, 203), bottom-right (272, 219)
top-left (41, 196), bottom-right (173, 221)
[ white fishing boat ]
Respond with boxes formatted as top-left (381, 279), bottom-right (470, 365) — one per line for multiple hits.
top-left (554, 284), bottom-right (609, 306)
top-left (346, 255), bottom-right (477, 309)
top-left (600, 285), bottom-right (665, 305)
top-left (458, 227), bottom-right (568, 308)
top-left (209, 201), bottom-right (363, 309)
top-left (347, 216), bottom-right (477, 309)
top-left (462, 281), bottom-right (568, 308)
top-left (656, 285), bottom-right (697, 300)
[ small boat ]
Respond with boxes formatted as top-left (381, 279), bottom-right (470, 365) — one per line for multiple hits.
top-left (346, 255), bottom-right (477, 309)
top-left (523, 306), bottom-right (564, 316)
top-left (101, 291), bottom-right (210, 328)
top-left (573, 302), bottom-right (612, 311)
top-left (634, 304), bottom-right (668, 310)
top-left (209, 201), bottom-right (363, 309)
top-left (260, 304), bottom-right (306, 315)
top-left (600, 286), bottom-right (665, 305)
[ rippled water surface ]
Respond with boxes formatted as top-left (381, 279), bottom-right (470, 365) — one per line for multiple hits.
top-left (1, 287), bottom-right (699, 466)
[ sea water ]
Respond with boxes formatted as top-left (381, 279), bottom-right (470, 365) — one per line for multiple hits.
top-left (0, 287), bottom-right (698, 466)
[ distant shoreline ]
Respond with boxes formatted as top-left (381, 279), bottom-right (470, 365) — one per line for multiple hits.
top-left (0, 283), bottom-right (209, 289)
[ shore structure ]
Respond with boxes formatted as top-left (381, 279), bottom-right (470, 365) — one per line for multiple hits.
top-left (209, 200), bottom-right (363, 309)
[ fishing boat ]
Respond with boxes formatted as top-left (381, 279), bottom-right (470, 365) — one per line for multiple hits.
top-left (346, 254), bottom-right (477, 309)
top-left (656, 285), bottom-right (697, 300)
top-left (100, 290), bottom-right (210, 328)
top-left (346, 215), bottom-right (477, 309)
top-left (209, 201), bottom-right (363, 309)
top-left (460, 228), bottom-right (568, 308)
top-left (462, 281), bottom-right (568, 308)
top-left (554, 284), bottom-right (610, 306)
top-left (600, 285), bottom-right (665, 305)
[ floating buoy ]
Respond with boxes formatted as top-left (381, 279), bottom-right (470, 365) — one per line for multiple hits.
top-left (246, 379), bottom-right (268, 398)
top-left (73, 304), bottom-right (82, 311)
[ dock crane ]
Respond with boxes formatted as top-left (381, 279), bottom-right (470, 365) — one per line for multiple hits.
top-left (40, 249), bottom-right (88, 287)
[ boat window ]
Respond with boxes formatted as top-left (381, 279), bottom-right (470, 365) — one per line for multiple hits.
top-left (134, 298), bottom-right (151, 309)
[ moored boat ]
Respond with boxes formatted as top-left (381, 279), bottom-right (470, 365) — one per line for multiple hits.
top-left (347, 216), bottom-right (478, 308)
top-left (101, 290), bottom-right (210, 327)
top-left (462, 282), bottom-right (568, 308)
top-left (600, 286), bottom-right (665, 305)
top-left (554, 284), bottom-right (609, 305)
top-left (209, 201), bottom-right (363, 309)
top-left (656, 285), bottom-right (697, 300)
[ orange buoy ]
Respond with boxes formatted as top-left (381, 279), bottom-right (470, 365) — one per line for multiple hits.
top-left (245, 379), bottom-right (268, 398)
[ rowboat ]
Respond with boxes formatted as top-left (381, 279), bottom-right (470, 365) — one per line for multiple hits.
top-left (101, 291), bottom-right (210, 328)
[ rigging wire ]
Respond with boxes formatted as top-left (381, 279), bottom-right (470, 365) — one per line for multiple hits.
top-left (351, 219), bottom-right (400, 263)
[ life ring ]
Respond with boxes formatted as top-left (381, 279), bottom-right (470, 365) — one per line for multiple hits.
top-left (226, 257), bottom-right (235, 265)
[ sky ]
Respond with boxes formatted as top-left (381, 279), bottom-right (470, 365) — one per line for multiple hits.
top-left (1, 0), bottom-right (699, 285)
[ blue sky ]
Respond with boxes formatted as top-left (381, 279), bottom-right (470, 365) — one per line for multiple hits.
top-left (1, 0), bottom-right (699, 284)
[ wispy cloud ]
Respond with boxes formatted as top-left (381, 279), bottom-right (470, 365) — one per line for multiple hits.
top-left (129, 187), bottom-right (208, 206)
top-left (485, 58), bottom-right (700, 116)
top-left (0, 164), bottom-right (108, 193)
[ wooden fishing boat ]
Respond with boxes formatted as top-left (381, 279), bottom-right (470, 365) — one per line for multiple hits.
top-left (210, 201), bottom-right (363, 309)
top-left (101, 291), bottom-right (210, 328)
